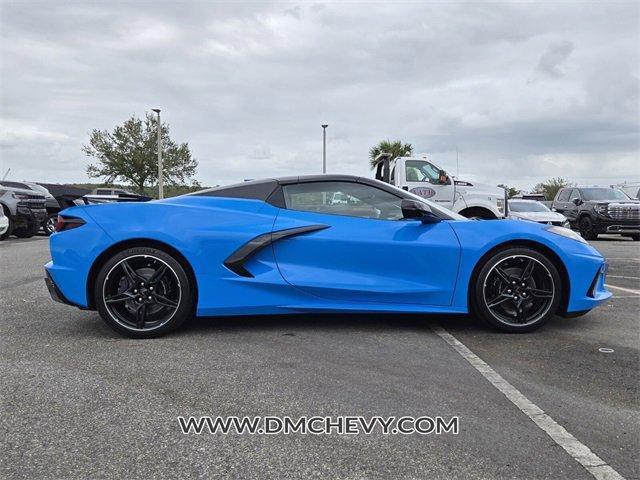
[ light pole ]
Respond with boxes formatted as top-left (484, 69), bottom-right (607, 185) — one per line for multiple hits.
top-left (152, 108), bottom-right (163, 199)
top-left (321, 124), bottom-right (328, 174)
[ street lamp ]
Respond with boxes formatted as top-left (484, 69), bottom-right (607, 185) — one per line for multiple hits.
top-left (152, 108), bottom-right (163, 199)
top-left (321, 124), bottom-right (328, 174)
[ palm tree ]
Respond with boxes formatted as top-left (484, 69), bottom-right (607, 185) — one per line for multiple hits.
top-left (369, 140), bottom-right (413, 169)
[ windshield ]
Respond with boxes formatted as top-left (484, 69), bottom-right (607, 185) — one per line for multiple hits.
top-left (508, 201), bottom-right (550, 212)
top-left (581, 188), bottom-right (630, 201)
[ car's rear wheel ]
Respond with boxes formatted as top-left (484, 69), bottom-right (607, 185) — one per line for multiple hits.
top-left (579, 217), bottom-right (597, 240)
top-left (473, 248), bottom-right (561, 332)
top-left (94, 247), bottom-right (195, 338)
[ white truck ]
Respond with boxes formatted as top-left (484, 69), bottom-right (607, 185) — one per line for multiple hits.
top-left (373, 155), bottom-right (507, 219)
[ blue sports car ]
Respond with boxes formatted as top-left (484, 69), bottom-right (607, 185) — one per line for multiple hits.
top-left (45, 175), bottom-right (611, 338)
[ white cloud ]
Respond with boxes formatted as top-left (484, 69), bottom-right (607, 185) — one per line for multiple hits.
top-left (0, 1), bottom-right (638, 189)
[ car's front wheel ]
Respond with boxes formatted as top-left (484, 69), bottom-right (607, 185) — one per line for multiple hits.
top-left (473, 248), bottom-right (562, 333)
top-left (94, 246), bottom-right (196, 338)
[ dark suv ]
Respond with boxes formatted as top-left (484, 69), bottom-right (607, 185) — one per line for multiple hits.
top-left (552, 187), bottom-right (640, 240)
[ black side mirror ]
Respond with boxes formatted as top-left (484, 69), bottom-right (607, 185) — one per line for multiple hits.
top-left (401, 199), bottom-right (440, 223)
top-left (572, 198), bottom-right (582, 206)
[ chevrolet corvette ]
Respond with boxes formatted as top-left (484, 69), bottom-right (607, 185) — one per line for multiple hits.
top-left (45, 175), bottom-right (611, 338)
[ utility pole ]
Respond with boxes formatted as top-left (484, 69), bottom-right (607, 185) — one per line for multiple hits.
top-left (456, 146), bottom-right (459, 178)
top-left (321, 124), bottom-right (328, 173)
top-left (152, 108), bottom-right (163, 199)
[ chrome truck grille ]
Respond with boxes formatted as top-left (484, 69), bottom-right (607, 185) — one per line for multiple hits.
top-left (608, 203), bottom-right (640, 220)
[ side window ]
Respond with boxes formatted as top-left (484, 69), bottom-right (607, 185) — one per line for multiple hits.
top-left (569, 189), bottom-right (580, 202)
top-left (282, 182), bottom-right (404, 220)
top-left (405, 160), bottom-right (440, 184)
top-left (556, 189), bottom-right (569, 202)
top-left (96, 189), bottom-right (110, 195)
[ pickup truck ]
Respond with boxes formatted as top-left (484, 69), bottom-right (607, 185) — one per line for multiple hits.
top-left (0, 185), bottom-right (47, 240)
top-left (552, 186), bottom-right (640, 240)
top-left (373, 155), bottom-right (507, 219)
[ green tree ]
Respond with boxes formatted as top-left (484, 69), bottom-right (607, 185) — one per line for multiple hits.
top-left (498, 184), bottom-right (521, 199)
top-left (369, 140), bottom-right (413, 169)
top-left (84, 113), bottom-right (198, 194)
top-left (531, 177), bottom-right (571, 201)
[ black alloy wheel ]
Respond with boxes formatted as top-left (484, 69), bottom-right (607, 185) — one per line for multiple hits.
top-left (579, 217), bottom-right (597, 240)
top-left (95, 247), bottom-right (195, 338)
top-left (474, 248), bottom-right (561, 332)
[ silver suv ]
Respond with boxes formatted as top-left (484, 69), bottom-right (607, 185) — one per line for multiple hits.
top-left (0, 186), bottom-right (47, 240)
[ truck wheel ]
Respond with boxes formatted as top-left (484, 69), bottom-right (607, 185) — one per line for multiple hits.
top-left (0, 214), bottom-right (13, 240)
top-left (630, 234), bottom-right (639, 241)
top-left (460, 208), bottom-right (496, 220)
top-left (578, 217), bottom-right (598, 240)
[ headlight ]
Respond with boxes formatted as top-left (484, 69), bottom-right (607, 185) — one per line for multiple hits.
top-left (546, 225), bottom-right (588, 244)
top-left (594, 204), bottom-right (608, 216)
top-left (496, 198), bottom-right (505, 214)
top-left (12, 192), bottom-right (29, 200)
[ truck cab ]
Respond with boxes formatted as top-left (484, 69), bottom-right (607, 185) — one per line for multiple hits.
top-left (374, 156), bottom-right (506, 219)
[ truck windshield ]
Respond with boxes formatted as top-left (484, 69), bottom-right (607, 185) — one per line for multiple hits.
top-left (405, 160), bottom-right (440, 183)
top-left (581, 188), bottom-right (630, 201)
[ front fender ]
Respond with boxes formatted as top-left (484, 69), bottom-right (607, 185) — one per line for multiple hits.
top-left (448, 220), bottom-right (609, 313)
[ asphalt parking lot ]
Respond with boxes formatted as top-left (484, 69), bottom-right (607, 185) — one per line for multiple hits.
top-left (1, 236), bottom-right (638, 479)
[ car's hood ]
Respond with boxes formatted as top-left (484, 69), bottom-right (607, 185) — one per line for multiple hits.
top-left (509, 211), bottom-right (567, 222)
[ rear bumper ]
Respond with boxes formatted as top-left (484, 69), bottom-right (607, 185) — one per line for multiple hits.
top-left (44, 269), bottom-right (89, 310)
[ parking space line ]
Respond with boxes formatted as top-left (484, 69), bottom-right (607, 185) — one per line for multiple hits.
top-left (605, 284), bottom-right (640, 296)
top-left (606, 275), bottom-right (640, 280)
top-left (432, 326), bottom-right (624, 480)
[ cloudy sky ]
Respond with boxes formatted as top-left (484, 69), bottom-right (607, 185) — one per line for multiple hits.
top-left (1, 1), bottom-right (638, 191)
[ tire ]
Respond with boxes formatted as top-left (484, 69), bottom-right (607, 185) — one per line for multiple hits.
top-left (472, 247), bottom-right (562, 333)
top-left (43, 214), bottom-right (57, 236)
top-left (13, 221), bottom-right (38, 238)
top-left (0, 214), bottom-right (13, 240)
top-left (94, 246), bottom-right (196, 338)
top-left (630, 234), bottom-right (639, 241)
top-left (579, 216), bottom-right (598, 240)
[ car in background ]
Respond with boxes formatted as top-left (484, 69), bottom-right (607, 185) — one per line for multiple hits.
top-left (508, 200), bottom-right (569, 227)
top-left (0, 185), bottom-right (47, 240)
top-left (0, 207), bottom-right (9, 238)
top-left (552, 187), bottom-right (640, 240)
top-left (0, 181), bottom-right (61, 235)
top-left (87, 188), bottom-right (151, 204)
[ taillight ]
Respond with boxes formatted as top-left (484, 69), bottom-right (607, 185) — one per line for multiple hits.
top-left (54, 215), bottom-right (86, 232)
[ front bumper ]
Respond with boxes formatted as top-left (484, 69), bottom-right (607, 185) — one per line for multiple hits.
top-left (16, 206), bottom-right (47, 224)
top-left (593, 217), bottom-right (640, 234)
